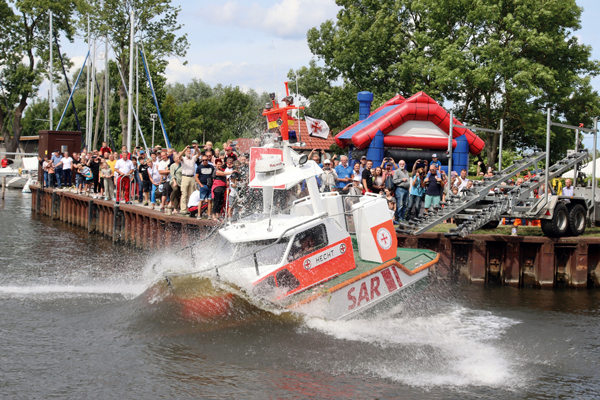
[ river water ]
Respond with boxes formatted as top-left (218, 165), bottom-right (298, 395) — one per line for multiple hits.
top-left (1, 190), bottom-right (599, 399)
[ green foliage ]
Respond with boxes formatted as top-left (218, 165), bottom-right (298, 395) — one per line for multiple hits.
top-left (81, 0), bottom-right (188, 139)
top-left (296, 0), bottom-right (600, 167)
top-left (162, 81), bottom-right (270, 149)
top-left (0, 0), bottom-right (77, 151)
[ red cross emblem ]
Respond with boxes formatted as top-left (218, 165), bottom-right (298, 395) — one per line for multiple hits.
top-left (376, 228), bottom-right (392, 250)
top-left (303, 258), bottom-right (312, 270)
top-left (311, 121), bottom-right (322, 133)
top-left (339, 243), bottom-right (346, 254)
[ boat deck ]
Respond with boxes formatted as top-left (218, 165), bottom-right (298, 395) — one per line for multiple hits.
top-left (281, 237), bottom-right (438, 306)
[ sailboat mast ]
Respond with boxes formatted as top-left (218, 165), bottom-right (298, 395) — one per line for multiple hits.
top-left (49, 10), bottom-right (53, 130)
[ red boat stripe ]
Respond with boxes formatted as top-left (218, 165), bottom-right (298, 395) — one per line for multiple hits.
top-left (381, 268), bottom-right (397, 292)
top-left (391, 265), bottom-right (403, 288)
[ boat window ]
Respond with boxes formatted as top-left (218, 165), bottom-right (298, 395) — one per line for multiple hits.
top-left (235, 238), bottom-right (290, 267)
top-left (288, 224), bottom-right (328, 262)
top-left (275, 269), bottom-right (300, 292)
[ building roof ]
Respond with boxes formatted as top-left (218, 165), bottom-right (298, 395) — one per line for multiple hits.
top-left (235, 119), bottom-right (336, 155)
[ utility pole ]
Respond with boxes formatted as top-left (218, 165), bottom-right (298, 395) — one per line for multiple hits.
top-left (126, 10), bottom-right (134, 152)
top-left (49, 11), bottom-right (53, 130)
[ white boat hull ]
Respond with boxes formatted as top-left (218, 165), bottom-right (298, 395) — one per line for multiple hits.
top-left (289, 264), bottom-right (429, 320)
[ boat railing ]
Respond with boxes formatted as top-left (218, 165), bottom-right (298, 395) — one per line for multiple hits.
top-left (163, 211), bottom-right (329, 282)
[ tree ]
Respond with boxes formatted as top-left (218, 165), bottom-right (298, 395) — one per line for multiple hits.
top-left (82, 0), bottom-right (188, 144)
top-left (0, 0), bottom-right (76, 152)
top-left (300, 0), bottom-right (600, 166)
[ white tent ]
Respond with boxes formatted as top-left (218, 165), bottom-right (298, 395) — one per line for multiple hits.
top-left (561, 159), bottom-right (600, 179)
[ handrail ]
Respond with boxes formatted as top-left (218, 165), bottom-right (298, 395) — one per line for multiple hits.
top-left (163, 212), bottom-right (328, 279)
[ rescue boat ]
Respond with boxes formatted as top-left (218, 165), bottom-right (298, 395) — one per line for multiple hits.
top-left (161, 84), bottom-right (438, 320)
top-left (163, 139), bottom-right (438, 320)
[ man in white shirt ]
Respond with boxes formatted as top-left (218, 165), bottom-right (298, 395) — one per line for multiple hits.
top-left (562, 178), bottom-right (574, 197)
top-left (157, 150), bottom-right (172, 211)
top-left (114, 150), bottom-right (135, 204)
top-left (455, 169), bottom-right (470, 193)
top-left (187, 189), bottom-right (201, 217)
top-left (179, 144), bottom-right (199, 215)
top-left (61, 151), bottom-right (73, 188)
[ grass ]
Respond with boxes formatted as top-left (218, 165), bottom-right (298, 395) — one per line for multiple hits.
top-left (426, 222), bottom-right (600, 237)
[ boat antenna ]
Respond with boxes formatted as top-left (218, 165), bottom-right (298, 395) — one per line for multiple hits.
top-left (295, 69), bottom-right (302, 143)
top-left (272, 41), bottom-right (278, 102)
top-left (267, 173), bottom-right (275, 232)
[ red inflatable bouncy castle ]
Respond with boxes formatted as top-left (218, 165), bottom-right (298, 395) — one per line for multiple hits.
top-left (335, 92), bottom-right (485, 155)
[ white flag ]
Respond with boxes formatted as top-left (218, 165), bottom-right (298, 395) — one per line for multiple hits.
top-left (305, 115), bottom-right (330, 139)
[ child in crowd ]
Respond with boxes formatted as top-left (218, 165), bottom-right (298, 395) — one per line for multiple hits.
top-left (388, 200), bottom-right (397, 223)
top-left (82, 164), bottom-right (94, 195)
top-left (384, 187), bottom-right (395, 203)
top-left (47, 161), bottom-right (56, 188)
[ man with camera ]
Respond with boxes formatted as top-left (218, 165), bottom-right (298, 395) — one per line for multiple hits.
top-left (319, 159), bottom-right (338, 192)
top-left (179, 143), bottom-right (200, 215)
top-left (423, 163), bottom-right (444, 212)
top-left (392, 159), bottom-right (410, 220)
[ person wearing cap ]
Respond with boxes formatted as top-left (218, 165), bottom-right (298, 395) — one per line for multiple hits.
top-left (225, 146), bottom-right (237, 162)
top-left (308, 148), bottom-right (324, 168)
top-left (430, 154), bottom-right (441, 170)
top-left (190, 140), bottom-right (200, 156)
top-left (393, 160), bottom-right (410, 220)
top-left (335, 155), bottom-right (353, 193)
top-left (345, 174), bottom-right (363, 196)
top-left (51, 149), bottom-right (63, 188)
top-left (359, 156), bottom-right (367, 175)
top-left (319, 159), bottom-right (338, 192)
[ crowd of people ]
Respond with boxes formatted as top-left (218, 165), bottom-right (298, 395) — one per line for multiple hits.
top-left (42, 140), bottom-right (560, 224)
top-left (310, 151), bottom-right (464, 223)
top-left (40, 140), bottom-right (250, 221)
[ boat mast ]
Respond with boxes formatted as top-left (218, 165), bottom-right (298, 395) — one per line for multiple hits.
top-left (49, 11), bottom-right (53, 130)
top-left (126, 10), bottom-right (134, 152)
top-left (86, 15), bottom-right (90, 149)
top-left (104, 36), bottom-right (109, 142)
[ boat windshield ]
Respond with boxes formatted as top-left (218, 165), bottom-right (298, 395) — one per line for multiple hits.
top-left (234, 238), bottom-right (290, 267)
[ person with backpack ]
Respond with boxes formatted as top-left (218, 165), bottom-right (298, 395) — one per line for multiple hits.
top-left (407, 166), bottom-right (426, 220)
top-left (392, 160), bottom-right (410, 221)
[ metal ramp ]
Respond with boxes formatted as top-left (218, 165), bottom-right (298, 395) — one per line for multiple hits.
top-left (397, 149), bottom-right (590, 237)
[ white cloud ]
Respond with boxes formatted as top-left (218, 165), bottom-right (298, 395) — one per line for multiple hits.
top-left (200, 0), bottom-right (340, 39)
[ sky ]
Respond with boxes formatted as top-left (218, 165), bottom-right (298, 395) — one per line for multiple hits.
top-left (41, 0), bottom-right (600, 144)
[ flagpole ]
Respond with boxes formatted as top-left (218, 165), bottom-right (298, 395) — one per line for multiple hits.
top-left (295, 69), bottom-right (302, 144)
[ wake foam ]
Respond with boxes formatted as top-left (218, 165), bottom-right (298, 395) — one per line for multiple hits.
top-left (0, 283), bottom-right (146, 299)
top-left (304, 305), bottom-right (525, 389)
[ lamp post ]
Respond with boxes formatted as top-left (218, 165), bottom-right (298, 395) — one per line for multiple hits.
top-left (150, 113), bottom-right (157, 149)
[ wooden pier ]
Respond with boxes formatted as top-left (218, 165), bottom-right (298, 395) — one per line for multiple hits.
top-left (29, 185), bottom-right (600, 289)
top-left (30, 185), bottom-right (216, 250)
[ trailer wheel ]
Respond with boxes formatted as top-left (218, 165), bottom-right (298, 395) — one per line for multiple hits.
top-left (541, 203), bottom-right (569, 237)
top-left (567, 204), bottom-right (586, 236)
